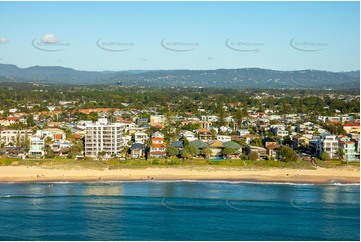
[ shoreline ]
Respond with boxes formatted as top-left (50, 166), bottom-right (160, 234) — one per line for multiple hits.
top-left (0, 165), bottom-right (359, 184)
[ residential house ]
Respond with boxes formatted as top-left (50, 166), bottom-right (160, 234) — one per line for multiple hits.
top-left (223, 141), bottom-right (242, 158)
top-left (246, 145), bottom-right (267, 159)
top-left (243, 134), bottom-right (258, 145)
top-left (150, 115), bottom-right (166, 127)
top-left (149, 134), bottom-right (166, 158)
top-left (263, 138), bottom-right (277, 147)
top-left (292, 135), bottom-right (310, 149)
top-left (190, 139), bottom-right (210, 150)
top-left (130, 143), bottom-right (145, 158)
top-left (208, 140), bottom-right (224, 158)
top-left (28, 136), bottom-right (45, 158)
top-left (343, 123), bottom-right (360, 134)
top-left (137, 118), bottom-right (149, 127)
top-left (238, 129), bottom-right (250, 137)
top-left (198, 128), bottom-right (212, 142)
top-left (50, 140), bottom-right (72, 155)
top-left (339, 141), bottom-right (357, 162)
top-left (296, 122), bottom-right (314, 133)
top-left (179, 130), bottom-right (197, 142)
top-left (36, 128), bottom-right (66, 141)
top-left (134, 132), bottom-right (148, 144)
top-left (348, 133), bottom-right (360, 154)
top-left (216, 135), bottom-right (231, 143)
top-left (275, 128), bottom-right (289, 138)
top-left (265, 143), bottom-right (281, 160)
top-left (317, 134), bottom-right (339, 159)
top-left (200, 115), bottom-right (218, 122)
top-left (170, 141), bottom-right (183, 156)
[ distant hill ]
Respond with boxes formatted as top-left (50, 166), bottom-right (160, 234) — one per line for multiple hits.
top-left (0, 64), bottom-right (359, 90)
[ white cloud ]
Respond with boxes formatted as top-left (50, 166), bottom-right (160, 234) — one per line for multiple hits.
top-left (0, 37), bottom-right (9, 44)
top-left (41, 34), bottom-right (58, 43)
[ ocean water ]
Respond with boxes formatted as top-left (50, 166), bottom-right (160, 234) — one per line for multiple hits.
top-left (0, 181), bottom-right (359, 241)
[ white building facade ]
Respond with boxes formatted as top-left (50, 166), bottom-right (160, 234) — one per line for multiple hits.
top-left (85, 123), bottom-right (126, 158)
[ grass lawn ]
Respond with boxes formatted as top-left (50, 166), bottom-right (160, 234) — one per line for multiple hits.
top-left (1, 156), bottom-right (358, 170)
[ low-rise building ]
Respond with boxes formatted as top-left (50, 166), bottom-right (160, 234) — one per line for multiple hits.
top-left (130, 143), bottom-right (145, 158)
top-left (28, 136), bottom-right (45, 157)
top-left (179, 130), bottom-right (197, 142)
top-left (292, 135), bottom-right (310, 149)
top-left (0, 130), bottom-right (32, 146)
top-left (50, 140), bottom-right (72, 154)
top-left (343, 123), bottom-right (360, 134)
top-left (198, 128), bottom-right (212, 142)
top-left (317, 134), bottom-right (339, 159)
top-left (216, 135), bottom-right (231, 143)
top-left (149, 134), bottom-right (166, 158)
top-left (339, 141), bottom-right (357, 162)
top-left (150, 115), bottom-right (166, 127)
top-left (134, 132), bottom-right (148, 144)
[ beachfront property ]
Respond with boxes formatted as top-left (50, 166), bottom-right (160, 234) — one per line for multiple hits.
top-left (0, 129), bottom-right (33, 146)
top-left (149, 132), bottom-right (166, 158)
top-left (317, 134), bottom-right (339, 159)
top-left (130, 143), bottom-right (145, 158)
top-left (339, 141), bottom-right (358, 162)
top-left (84, 122), bottom-right (127, 158)
top-left (208, 140), bottom-right (224, 158)
top-left (50, 140), bottom-right (72, 154)
top-left (28, 136), bottom-right (45, 158)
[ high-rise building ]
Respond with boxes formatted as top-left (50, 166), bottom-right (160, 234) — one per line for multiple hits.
top-left (85, 122), bottom-right (126, 158)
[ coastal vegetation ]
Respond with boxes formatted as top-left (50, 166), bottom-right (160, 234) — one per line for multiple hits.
top-left (0, 157), bottom-right (357, 170)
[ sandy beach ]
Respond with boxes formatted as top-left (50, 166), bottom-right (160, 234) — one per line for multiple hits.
top-left (0, 165), bottom-right (359, 184)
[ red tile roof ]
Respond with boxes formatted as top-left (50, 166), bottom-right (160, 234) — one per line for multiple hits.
top-left (198, 128), bottom-right (211, 133)
top-left (152, 137), bottom-right (164, 141)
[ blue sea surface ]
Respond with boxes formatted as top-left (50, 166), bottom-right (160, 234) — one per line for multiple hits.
top-left (0, 181), bottom-right (359, 241)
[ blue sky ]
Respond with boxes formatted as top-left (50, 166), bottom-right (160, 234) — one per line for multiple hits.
top-left (0, 1), bottom-right (359, 71)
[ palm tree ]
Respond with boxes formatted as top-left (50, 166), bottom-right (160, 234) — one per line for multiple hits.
top-left (120, 146), bottom-right (129, 161)
top-left (337, 148), bottom-right (345, 162)
top-left (201, 148), bottom-right (212, 159)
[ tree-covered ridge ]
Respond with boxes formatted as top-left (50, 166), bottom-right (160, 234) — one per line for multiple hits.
top-left (0, 64), bottom-right (359, 89)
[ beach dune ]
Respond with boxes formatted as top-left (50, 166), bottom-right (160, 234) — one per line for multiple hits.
top-left (0, 166), bottom-right (359, 184)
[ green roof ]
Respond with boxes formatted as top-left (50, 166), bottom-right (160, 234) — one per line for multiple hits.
top-left (223, 141), bottom-right (241, 149)
top-left (190, 139), bottom-right (210, 149)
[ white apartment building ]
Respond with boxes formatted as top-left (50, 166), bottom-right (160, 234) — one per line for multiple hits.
top-left (317, 134), bottom-right (339, 159)
top-left (0, 130), bottom-right (32, 146)
top-left (85, 123), bottom-right (126, 158)
top-left (29, 136), bottom-right (45, 157)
